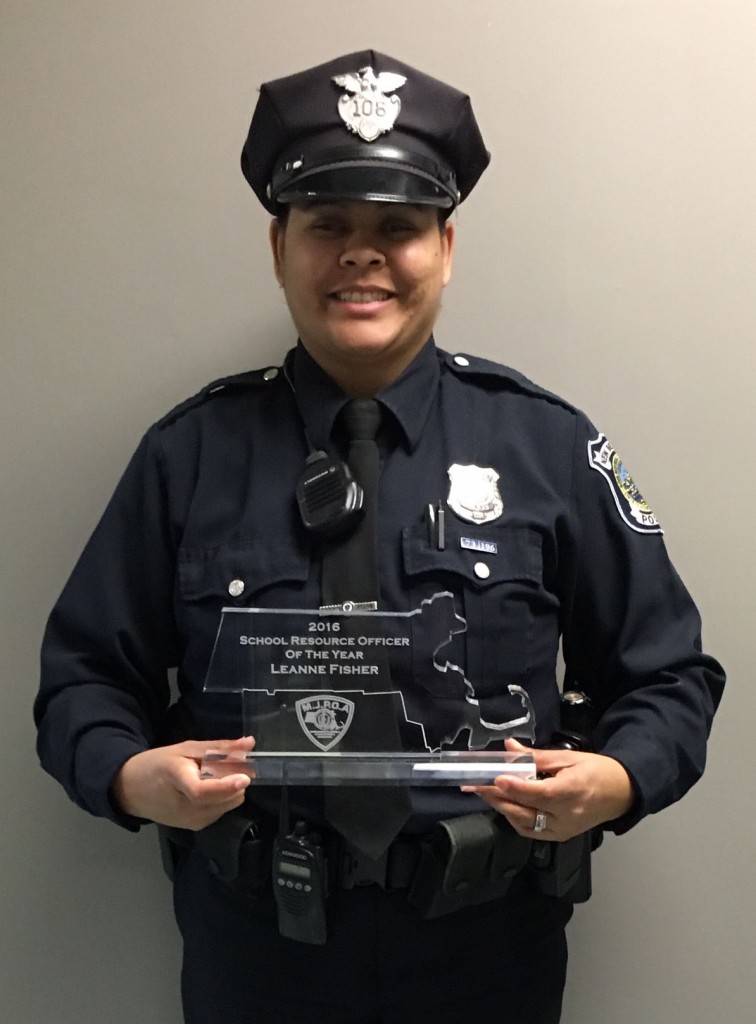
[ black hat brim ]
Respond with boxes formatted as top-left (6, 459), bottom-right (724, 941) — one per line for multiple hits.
top-left (275, 164), bottom-right (456, 209)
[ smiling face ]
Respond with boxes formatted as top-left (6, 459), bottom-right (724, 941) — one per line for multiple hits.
top-left (269, 201), bottom-right (454, 396)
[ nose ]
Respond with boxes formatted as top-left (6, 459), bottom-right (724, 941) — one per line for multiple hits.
top-left (338, 236), bottom-right (386, 269)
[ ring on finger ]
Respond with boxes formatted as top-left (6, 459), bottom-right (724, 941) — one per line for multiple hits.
top-left (533, 811), bottom-right (548, 834)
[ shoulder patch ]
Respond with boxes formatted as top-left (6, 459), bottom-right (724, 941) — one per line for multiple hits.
top-left (442, 350), bottom-right (577, 413)
top-left (156, 366), bottom-right (281, 429)
top-left (587, 433), bottom-right (663, 535)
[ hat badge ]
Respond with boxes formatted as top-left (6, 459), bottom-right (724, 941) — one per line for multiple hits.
top-left (332, 66), bottom-right (406, 142)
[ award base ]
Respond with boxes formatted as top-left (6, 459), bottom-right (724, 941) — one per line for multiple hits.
top-left (201, 750), bottom-right (536, 786)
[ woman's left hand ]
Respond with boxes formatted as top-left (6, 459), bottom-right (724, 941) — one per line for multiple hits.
top-left (461, 738), bottom-right (635, 841)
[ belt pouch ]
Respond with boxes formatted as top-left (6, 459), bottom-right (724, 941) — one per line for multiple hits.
top-left (528, 831), bottom-right (592, 901)
top-left (194, 809), bottom-right (269, 896)
top-left (408, 813), bottom-right (531, 919)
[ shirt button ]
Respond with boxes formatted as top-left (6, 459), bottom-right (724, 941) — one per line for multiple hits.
top-left (453, 355), bottom-right (470, 367)
top-left (263, 367), bottom-right (279, 381)
top-left (228, 579), bottom-right (245, 597)
top-left (474, 562), bottom-right (491, 580)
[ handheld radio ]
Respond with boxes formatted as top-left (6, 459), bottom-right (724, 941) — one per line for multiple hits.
top-left (273, 819), bottom-right (329, 945)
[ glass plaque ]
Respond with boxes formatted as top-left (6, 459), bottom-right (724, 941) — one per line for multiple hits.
top-left (202, 592), bottom-right (536, 785)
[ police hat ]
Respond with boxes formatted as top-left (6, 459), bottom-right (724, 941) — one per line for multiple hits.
top-left (242, 50), bottom-right (490, 214)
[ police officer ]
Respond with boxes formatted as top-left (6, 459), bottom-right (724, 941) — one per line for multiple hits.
top-left (35, 51), bottom-right (724, 1024)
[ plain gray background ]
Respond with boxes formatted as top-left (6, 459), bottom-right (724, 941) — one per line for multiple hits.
top-left (3, 2), bottom-right (753, 1021)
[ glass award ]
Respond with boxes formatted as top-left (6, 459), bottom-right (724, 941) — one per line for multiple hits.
top-left (202, 592), bottom-right (536, 785)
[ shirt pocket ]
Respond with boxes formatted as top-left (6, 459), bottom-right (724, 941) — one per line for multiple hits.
top-left (175, 540), bottom-right (313, 693)
top-left (402, 520), bottom-right (543, 727)
top-left (177, 542), bottom-right (311, 605)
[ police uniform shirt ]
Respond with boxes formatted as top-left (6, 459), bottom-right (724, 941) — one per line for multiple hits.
top-left (35, 337), bottom-right (724, 834)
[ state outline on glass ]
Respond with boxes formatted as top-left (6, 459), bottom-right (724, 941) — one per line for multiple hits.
top-left (203, 591), bottom-right (536, 755)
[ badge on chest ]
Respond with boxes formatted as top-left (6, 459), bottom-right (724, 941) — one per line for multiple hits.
top-left (446, 464), bottom-right (504, 524)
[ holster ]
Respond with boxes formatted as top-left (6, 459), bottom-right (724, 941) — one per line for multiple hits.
top-left (158, 810), bottom-right (271, 897)
top-left (408, 812), bottom-right (532, 919)
top-left (155, 700), bottom-right (270, 896)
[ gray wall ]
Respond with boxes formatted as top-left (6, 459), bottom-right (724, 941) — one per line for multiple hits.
top-left (3, 2), bottom-right (752, 1021)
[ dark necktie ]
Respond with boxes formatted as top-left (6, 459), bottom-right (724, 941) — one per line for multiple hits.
top-left (321, 399), bottom-right (381, 604)
top-left (322, 399), bottom-right (412, 860)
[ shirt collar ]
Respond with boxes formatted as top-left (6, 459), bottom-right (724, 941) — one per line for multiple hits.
top-left (290, 338), bottom-right (440, 452)
top-left (378, 338), bottom-right (439, 450)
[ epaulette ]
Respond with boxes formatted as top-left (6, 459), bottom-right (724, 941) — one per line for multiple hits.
top-left (156, 365), bottom-right (282, 429)
top-left (441, 349), bottom-right (578, 415)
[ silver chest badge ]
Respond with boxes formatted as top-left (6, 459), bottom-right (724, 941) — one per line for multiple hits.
top-left (332, 66), bottom-right (406, 142)
top-left (447, 464), bottom-right (504, 524)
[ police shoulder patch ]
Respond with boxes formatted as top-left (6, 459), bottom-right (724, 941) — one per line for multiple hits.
top-left (587, 433), bottom-right (662, 535)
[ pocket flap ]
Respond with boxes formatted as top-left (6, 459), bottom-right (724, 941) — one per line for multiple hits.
top-left (178, 542), bottom-right (310, 602)
top-left (402, 522), bottom-right (542, 589)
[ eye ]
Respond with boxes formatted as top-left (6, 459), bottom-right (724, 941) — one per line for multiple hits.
top-left (310, 222), bottom-right (337, 234)
top-left (307, 215), bottom-right (347, 235)
top-left (384, 219), bottom-right (420, 237)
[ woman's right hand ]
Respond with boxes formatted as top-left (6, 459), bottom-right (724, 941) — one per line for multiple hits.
top-left (111, 736), bottom-right (254, 830)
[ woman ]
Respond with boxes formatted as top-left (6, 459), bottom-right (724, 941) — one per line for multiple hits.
top-left (35, 50), bottom-right (724, 1024)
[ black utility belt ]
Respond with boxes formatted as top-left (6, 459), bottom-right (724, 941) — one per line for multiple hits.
top-left (160, 809), bottom-right (593, 918)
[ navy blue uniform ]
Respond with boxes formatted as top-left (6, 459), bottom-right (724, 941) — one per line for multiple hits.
top-left (35, 338), bottom-right (724, 1023)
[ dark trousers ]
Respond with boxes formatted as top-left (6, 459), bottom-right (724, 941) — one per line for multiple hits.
top-left (174, 850), bottom-right (572, 1024)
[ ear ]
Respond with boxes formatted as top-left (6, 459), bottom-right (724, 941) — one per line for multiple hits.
top-left (441, 219), bottom-right (455, 287)
top-left (269, 218), bottom-right (284, 285)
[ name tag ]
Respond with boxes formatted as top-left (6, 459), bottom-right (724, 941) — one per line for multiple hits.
top-left (460, 537), bottom-right (498, 555)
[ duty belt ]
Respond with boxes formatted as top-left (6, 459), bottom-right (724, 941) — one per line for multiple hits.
top-left (159, 807), bottom-right (595, 917)
top-left (340, 834), bottom-right (422, 890)
top-left (160, 814), bottom-right (423, 893)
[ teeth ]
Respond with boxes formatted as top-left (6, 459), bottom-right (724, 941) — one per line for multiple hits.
top-left (336, 291), bottom-right (389, 303)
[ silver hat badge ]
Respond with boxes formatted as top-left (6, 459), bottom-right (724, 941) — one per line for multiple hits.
top-left (447, 464), bottom-right (504, 525)
top-left (332, 66), bottom-right (407, 142)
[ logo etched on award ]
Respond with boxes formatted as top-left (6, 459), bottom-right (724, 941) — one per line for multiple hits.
top-left (296, 695), bottom-right (355, 751)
